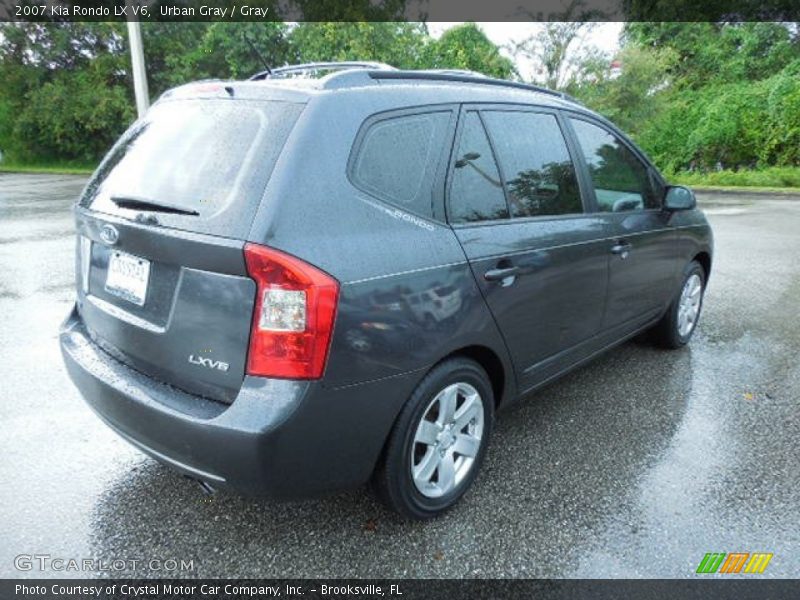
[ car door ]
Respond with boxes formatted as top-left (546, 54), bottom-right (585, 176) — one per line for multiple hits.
top-left (566, 116), bottom-right (678, 336)
top-left (447, 106), bottom-right (611, 392)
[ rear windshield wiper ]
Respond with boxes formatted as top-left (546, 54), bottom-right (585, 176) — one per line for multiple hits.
top-left (111, 195), bottom-right (200, 216)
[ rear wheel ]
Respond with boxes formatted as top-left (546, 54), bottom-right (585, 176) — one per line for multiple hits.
top-left (375, 358), bottom-right (493, 519)
top-left (652, 260), bottom-right (706, 348)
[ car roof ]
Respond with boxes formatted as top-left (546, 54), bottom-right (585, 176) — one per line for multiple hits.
top-left (161, 67), bottom-right (596, 117)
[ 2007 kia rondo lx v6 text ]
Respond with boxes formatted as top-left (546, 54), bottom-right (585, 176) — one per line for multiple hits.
top-left (60, 63), bottom-right (713, 519)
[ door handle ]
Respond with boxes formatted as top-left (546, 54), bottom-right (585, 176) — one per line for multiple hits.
top-left (610, 240), bottom-right (632, 258)
top-left (484, 265), bottom-right (520, 282)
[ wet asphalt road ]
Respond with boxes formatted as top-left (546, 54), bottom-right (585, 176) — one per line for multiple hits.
top-left (1, 173), bottom-right (798, 579)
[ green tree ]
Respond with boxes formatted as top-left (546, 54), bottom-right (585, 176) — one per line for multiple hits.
top-left (289, 22), bottom-right (427, 69)
top-left (422, 23), bottom-right (515, 79)
top-left (140, 21), bottom-right (298, 92)
top-left (512, 22), bottom-right (599, 89)
top-left (289, 22), bottom-right (513, 78)
top-left (624, 22), bottom-right (799, 87)
top-left (636, 69), bottom-right (800, 172)
top-left (509, 0), bottom-right (608, 90)
top-left (140, 23), bottom-right (213, 93)
top-left (611, 23), bottom-right (800, 171)
top-left (0, 22), bottom-right (294, 162)
top-left (0, 23), bottom-right (133, 162)
top-left (179, 22), bottom-right (294, 81)
top-left (574, 45), bottom-right (677, 133)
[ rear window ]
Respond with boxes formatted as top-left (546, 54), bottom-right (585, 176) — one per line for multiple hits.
top-left (80, 98), bottom-right (304, 238)
top-left (350, 111), bottom-right (451, 218)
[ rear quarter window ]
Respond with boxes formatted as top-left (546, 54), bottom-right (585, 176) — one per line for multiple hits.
top-left (349, 110), bottom-right (452, 218)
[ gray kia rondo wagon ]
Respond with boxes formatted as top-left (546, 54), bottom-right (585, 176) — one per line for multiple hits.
top-left (60, 62), bottom-right (713, 519)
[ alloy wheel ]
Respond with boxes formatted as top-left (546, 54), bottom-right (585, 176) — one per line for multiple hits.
top-left (677, 273), bottom-right (703, 337)
top-left (410, 382), bottom-right (485, 498)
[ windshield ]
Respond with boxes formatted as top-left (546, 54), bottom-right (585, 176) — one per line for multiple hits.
top-left (80, 98), bottom-right (304, 238)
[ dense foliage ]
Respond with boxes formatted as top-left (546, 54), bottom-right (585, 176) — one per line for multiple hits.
top-left (0, 24), bottom-right (134, 163)
top-left (0, 22), bottom-right (512, 164)
top-left (571, 23), bottom-right (800, 174)
top-left (0, 21), bottom-right (798, 179)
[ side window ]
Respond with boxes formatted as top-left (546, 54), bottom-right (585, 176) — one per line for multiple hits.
top-left (569, 118), bottom-right (660, 212)
top-left (482, 111), bottom-right (583, 218)
top-left (351, 111), bottom-right (451, 217)
top-left (448, 112), bottom-right (509, 223)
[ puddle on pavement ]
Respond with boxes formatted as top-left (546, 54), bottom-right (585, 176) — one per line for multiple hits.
top-left (702, 207), bottom-right (749, 215)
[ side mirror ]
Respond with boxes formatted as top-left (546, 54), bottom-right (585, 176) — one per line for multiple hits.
top-left (664, 185), bottom-right (696, 211)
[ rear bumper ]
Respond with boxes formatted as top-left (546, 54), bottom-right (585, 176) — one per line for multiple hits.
top-left (60, 306), bottom-right (417, 497)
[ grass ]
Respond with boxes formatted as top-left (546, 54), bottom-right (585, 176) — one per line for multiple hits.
top-left (670, 166), bottom-right (800, 192)
top-left (0, 161), bottom-right (94, 175)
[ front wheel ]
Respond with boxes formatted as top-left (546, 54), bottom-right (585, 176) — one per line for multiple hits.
top-left (652, 260), bottom-right (706, 348)
top-left (374, 358), bottom-right (494, 520)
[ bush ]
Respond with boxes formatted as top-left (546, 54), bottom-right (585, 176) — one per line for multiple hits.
top-left (635, 63), bottom-right (800, 172)
top-left (671, 166), bottom-right (800, 188)
top-left (13, 70), bottom-right (133, 163)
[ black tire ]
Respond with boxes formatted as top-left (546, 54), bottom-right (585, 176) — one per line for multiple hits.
top-left (374, 357), bottom-right (494, 520)
top-left (652, 260), bottom-right (706, 349)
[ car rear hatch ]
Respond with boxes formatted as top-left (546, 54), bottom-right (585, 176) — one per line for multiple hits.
top-left (73, 92), bottom-right (304, 403)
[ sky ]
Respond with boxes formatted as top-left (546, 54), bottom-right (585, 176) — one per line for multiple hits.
top-left (427, 22), bottom-right (624, 80)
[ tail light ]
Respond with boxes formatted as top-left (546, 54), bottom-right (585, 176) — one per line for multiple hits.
top-left (244, 243), bottom-right (339, 379)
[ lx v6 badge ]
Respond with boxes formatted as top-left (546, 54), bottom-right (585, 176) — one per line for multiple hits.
top-left (188, 354), bottom-right (230, 372)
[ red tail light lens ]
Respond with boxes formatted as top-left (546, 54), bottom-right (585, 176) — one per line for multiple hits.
top-left (244, 243), bottom-right (339, 379)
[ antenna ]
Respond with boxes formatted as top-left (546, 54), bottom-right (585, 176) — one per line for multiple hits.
top-left (244, 34), bottom-right (271, 77)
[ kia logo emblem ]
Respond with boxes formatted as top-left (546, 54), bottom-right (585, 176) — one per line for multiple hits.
top-left (99, 224), bottom-right (119, 245)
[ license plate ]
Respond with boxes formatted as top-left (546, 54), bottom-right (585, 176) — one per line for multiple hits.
top-left (105, 251), bottom-right (150, 306)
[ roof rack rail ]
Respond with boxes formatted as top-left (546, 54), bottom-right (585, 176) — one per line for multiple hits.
top-left (417, 69), bottom-right (489, 78)
top-left (368, 70), bottom-right (578, 103)
top-left (250, 61), bottom-right (396, 81)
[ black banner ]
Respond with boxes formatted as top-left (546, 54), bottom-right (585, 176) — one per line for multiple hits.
top-left (2, 0), bottom-right (800, 22)
top-left (2, 579), bottom-right (800, 600)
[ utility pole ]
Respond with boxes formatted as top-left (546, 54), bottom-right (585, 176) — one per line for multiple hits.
top-left (126, 5), bottom-right (149, 118)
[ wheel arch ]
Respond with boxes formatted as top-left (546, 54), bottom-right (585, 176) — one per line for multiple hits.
top-left (370, 341), bottom-right (515, 484)
top-left (439, 344), bottom-right (511, 410)
top-left (693, 251), bottom-right (712, 282)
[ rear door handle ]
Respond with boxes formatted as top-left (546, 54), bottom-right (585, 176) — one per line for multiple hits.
top-left (484, 266), bottom-right (520, 282)
top-left (610, 240), bottom-right (632, 258)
